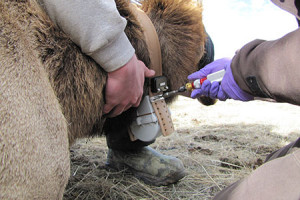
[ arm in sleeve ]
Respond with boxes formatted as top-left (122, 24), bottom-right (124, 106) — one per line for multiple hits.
top-left (39, 0), bottom-right (135, 72)
top-left (231, 28), bottom-right (300, 105)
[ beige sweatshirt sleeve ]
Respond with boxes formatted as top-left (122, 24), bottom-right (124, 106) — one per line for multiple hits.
top-left (39, 0), bottom-right (135, 72)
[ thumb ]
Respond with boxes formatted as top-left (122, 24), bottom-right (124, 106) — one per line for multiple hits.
top-left (144, 67), bottom-right (156, 78)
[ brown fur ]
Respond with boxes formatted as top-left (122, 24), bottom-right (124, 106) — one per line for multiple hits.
top-left (0, 0), bottom-right (206, 198)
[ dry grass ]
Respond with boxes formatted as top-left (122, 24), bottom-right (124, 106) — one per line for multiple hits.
top-left (64, 96), bottom-right (300, 200)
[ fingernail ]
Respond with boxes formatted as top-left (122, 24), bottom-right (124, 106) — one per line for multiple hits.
top-left (103, 106), bottom-right (109, 114)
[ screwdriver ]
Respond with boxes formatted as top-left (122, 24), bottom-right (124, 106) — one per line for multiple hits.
top-left (185, 69), bottom-right (225, 91)
top-left (150, 85), bottom-right (186, 102)
top-left (150, 69), bottom-right (225, 102)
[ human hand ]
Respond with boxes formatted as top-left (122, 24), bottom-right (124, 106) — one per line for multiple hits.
top-left (187, 58), bottom-right (253, 101)
top-left (104, 54), bottom-right (155, 117)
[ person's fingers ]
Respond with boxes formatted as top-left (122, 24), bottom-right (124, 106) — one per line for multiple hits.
top-left (144, 67), bottom-right (155, 78)
top-left (103, 103), bottom-right (114, 114)
top-left (217, 85), bottom-right (228, 101)
top-left (132, 95), bottom-right (142, 107)
top-left (191, 89), bottom-right (201, 98)
top-left (188, 70), bottom-right (206, 81)
top-left (106, 95), bottom-right (142, 117)
top-left (123, 104), bottom-right (132, 113)
top-left (201, 80), bottom-right (211, 96)
top-left (210, 81), bottom-right (220, 99)
top-left (123, 95), bottom-right (142, 111)
top-left (107, 105), bottom-right (125, 118)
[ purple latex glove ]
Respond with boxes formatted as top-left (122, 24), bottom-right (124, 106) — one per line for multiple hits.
top-left (187, 58), bottom-right (254, 101)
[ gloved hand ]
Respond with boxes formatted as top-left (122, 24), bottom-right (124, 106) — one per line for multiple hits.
top-left (187, 58), bottom-right (254, 101)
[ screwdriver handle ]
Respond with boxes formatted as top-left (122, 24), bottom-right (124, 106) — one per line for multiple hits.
top-left (186, 69), bottom-right (226, 91)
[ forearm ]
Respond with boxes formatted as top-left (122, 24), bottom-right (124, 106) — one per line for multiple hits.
top-left (231, 28), bottom-right (300, 105)
top-left (39, 0), bottom-right (135, 72)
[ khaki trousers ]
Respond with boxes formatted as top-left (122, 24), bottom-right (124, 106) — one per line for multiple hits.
top-left (214, 138), bottom-right (300, 200)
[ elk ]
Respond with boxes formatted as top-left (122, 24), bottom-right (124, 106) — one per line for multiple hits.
top-left (0, 0), bottom-right (213, 199)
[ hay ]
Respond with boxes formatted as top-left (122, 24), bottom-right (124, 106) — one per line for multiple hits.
top-left (64, 97), bottom-right (300, 199)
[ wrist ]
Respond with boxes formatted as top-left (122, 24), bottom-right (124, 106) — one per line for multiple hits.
top-left (222, 63), bottom-right (254, 101)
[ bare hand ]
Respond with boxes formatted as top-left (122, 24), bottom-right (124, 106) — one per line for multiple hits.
top-left (103, 54), bottom-right (155, 117)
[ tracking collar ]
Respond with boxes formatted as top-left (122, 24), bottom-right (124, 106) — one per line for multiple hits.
top-left (128, 3), bottom-right (174, 141)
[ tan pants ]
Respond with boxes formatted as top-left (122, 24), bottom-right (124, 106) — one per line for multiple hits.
top-left (214, 138), bottom-right (300, 200)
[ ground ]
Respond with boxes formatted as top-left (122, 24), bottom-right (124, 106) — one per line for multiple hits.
top-left (63, 96), bottom-right (300, 200)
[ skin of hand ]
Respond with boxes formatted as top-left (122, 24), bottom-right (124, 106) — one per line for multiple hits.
top-left (103, 54), bottom-right (155, 117)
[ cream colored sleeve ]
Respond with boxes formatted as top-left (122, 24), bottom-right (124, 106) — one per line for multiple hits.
top-left (39, 0), bottom-right (135, 72)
